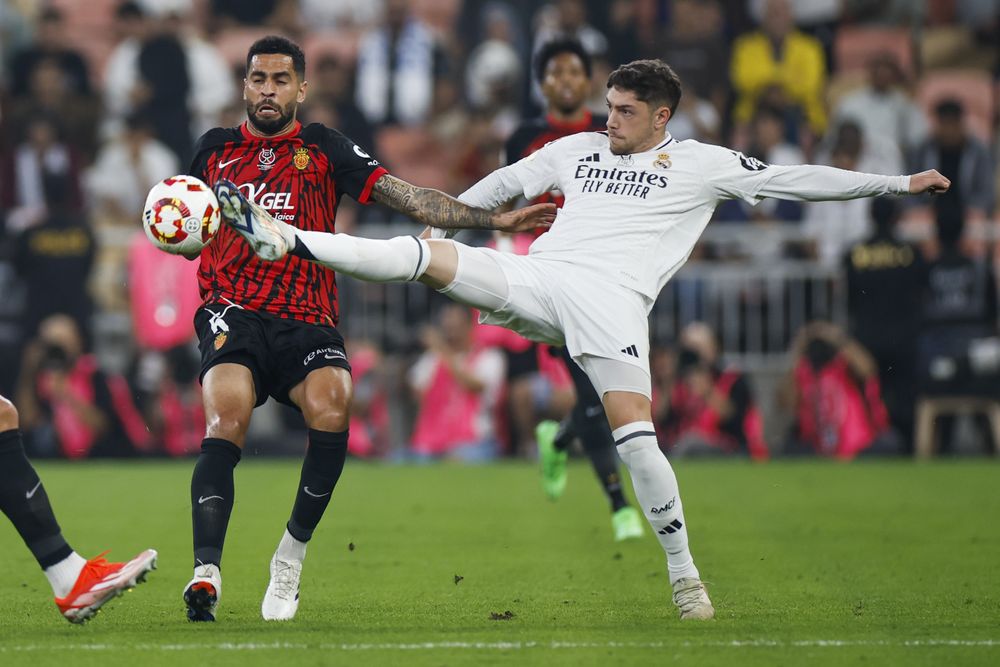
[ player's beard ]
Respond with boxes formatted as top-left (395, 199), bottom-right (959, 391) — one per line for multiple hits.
top-left (247, 99), bottom-right (297, 135)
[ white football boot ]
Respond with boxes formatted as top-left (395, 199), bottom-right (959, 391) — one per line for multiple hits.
top-left (671, 577), bottom-right (715, 620)
top-left (214, 178), bottom-right (295, 261)
top-left (183, 563), bottom-right (222, 622)
top-left (261, 554), bottom-right (302, 621)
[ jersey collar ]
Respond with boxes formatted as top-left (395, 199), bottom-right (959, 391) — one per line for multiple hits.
top-left (653, 132), bottom-right (675, 151)
top-left (545, 110), bottom-right (594, 133)
top-left (241, 120), bottom-right (302, 142)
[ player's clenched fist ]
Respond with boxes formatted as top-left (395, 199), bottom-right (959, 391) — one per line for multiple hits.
top-left (908, 170), bottom-right (951, 195)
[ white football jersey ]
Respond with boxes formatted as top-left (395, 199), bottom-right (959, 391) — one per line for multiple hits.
top-left (458, 131), bottom-right (909, 303)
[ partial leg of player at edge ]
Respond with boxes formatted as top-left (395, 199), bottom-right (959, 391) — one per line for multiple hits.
top-left (213, 180), bottom-right (714, 620)
top-left (0, 394), bottom-right (157, 623)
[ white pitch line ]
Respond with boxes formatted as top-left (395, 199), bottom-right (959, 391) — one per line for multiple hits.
top-left (1, 639), bottom-right (998, 652)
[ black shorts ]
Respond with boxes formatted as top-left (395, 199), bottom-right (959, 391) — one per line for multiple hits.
top-left (195, 303), bottom-right (351, 408)
top-left (505, 343), bottom-right (539, 381)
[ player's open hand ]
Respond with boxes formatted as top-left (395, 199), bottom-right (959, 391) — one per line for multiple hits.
top-left (909, 170), bottom-right (950, 195)
top-left (492, 202), bottom-right (557, 233)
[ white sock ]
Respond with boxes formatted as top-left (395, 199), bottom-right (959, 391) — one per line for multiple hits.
top-left (613, 422), bottom-right (700, 584)
top-left (45, 552), bottom-right (87, 599)
top-left (295, 232), bottom-right (430, 282)
top-left (275, 528), bottom-right (307, 562)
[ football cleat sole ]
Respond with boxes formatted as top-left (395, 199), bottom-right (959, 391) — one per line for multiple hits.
top-left (62, 549), bottom-right (158, 624)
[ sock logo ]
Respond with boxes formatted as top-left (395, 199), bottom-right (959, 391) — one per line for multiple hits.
top-left (198, 495), bottom-right (224, 504)
top-left (25, 480), bottom-right (41, 499)
top-left (303, 486), bottom-right (331, 498)
top-left (658, 519), bottom-right (683, 535)
top-left (650, 497), bottom-right (676, 514)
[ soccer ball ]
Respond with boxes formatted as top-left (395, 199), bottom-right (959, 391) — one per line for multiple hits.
top-left (142, 175), bottom-right (220, 255)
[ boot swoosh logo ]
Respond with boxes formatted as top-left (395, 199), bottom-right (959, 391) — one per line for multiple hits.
top-left (26, 481), bottom-right (42, 499)
top-left (303, 487), bottom-right (331, 498)
top-left (198, 495), bottom-right (224, 504)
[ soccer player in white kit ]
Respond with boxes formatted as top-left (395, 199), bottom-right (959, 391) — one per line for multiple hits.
top-left (215, 59), bottom-right (950, 620)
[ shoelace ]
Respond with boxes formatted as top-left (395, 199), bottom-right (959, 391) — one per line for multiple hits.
top-left (82, 551), bottom-right (114, 579)
top-left (271, 560), bottom-right (299, 601)
top-left (673, 581), bottom-right (707, 610)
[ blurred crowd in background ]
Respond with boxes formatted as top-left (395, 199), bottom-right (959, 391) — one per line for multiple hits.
top-left (0, 0), bottom-right (998, 462)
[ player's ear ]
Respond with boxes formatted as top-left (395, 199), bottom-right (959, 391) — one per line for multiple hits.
top-left (655, 105), bottom-right (671, 130)
top-left (242, 79), bottom-right (247, 100)
top-left (297, 79), bottom-right (308, 104)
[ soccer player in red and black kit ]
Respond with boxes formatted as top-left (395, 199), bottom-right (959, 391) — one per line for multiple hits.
top-left (182, 36), bottom-right (553, 622)
top-left (504, 39), bottom-right (644, 541)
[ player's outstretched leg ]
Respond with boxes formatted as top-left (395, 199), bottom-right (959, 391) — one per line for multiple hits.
top-left (215, 178), bottom-right (433, 284)
top-left (0, 395), bottom-right (157, 623)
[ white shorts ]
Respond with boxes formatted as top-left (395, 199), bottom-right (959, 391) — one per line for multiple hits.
top-left (438, 244), bottom-right (653, 398)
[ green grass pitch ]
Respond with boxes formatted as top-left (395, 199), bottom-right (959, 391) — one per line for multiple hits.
top-left (1, 458), bottom-right (998, 666)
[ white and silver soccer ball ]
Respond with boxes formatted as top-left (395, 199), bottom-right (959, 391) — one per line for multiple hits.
top-left (142, 175), bottom-right (220, 255)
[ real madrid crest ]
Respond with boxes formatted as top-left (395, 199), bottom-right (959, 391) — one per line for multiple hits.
top-left (654, 153), bottom-right (672, 169)
top-left (293, 147), bottom-right (310, 170)
top-left (214, 332), bottom-right (228, 350)
top-left (258, 146), bottom-right (276, 171)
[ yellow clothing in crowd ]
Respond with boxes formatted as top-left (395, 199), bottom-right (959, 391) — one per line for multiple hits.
top-left (731, 30), bottom-right (827, 134)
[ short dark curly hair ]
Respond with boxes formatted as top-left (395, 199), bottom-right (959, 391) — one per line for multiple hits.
top-left (534, 38), bottom-right (592, 84)
top-left (247, 35), bottom-right (306, 80)
top-left (606, 59), bottom-right (682, 115)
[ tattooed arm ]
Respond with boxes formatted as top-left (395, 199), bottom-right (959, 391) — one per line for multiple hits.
top-left (370, 173), bottom-right (555, 234)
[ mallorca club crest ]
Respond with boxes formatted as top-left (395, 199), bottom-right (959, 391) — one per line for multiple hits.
top-left (258, 147), bottom-right (276, 171)
top-left (653, 153), bottom-right (672, 169)
top-left (293, 147), bottom-right (311, 170)
top-left (213, 332), bottom-right (228, 350)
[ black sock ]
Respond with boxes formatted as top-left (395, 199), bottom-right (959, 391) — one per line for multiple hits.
top-left (287, 429), bottom-right (348, 542)
top-left (562, 348), bottom-right (629, 512)
top-left (0, 430), bottom-right (72, 568)
top-left (191, 438), bottom-right (241, 568)
top-left (573, 404), bottom-right (629, 512)
top-left (553, 417), bottom-right (576, 452)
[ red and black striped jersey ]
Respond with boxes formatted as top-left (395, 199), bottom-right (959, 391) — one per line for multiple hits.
top-left (188, 120), bottom-right (387, 326)
top-left (503, 110), bottom-right (607, 209)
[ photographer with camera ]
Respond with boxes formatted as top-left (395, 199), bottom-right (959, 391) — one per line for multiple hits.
top-left (782, 321), bottom-right (900, 459)
top-left (15, 314), bottom-right (148, 459)
top-left (660, 323), bottom-right (768, 460)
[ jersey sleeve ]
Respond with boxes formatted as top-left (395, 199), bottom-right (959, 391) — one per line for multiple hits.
top-left (698, 142), bottom-right (909, 205)
top-left (320, 127), bottom-right (388, 205)
top-left (504, 137), bottom-right (565, 199)
top-left (188, 128), bottom-right (231, 182)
